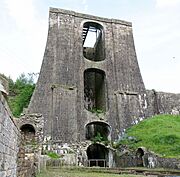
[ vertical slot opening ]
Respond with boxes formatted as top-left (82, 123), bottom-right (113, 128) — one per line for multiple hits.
top-left (83, 22), bottom-right (105, 61)
top-left (84, 68), bottom-right (106, 112)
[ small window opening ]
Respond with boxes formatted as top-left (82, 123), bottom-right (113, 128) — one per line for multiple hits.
top-left (84, 68), bottom-right (107, 112)
top-left (83, 22), bottom-right (105, 61)
top-left (20, 124), bottom-right (35, 143)
top-left (85, 121), bottom-right (111, 141)
top-left (87, 144), bottom-right (108, 167)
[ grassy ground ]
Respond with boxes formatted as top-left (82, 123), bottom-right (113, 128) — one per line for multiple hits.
top-left (124, 114), bottom-right (180, 158)
top-left (36, 168), bottom-right (144, 177)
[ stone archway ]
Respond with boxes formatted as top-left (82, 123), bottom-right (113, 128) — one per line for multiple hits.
top-left (136, 148), bottom-right (144, 167)
top-left (20, 124), bottom-right (35, 143)
top-left (85, 121), bottom-right (111, 141)
top-left (87, 143), bottom-right (108, 167)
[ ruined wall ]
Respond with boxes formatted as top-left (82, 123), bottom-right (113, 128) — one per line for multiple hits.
top-left (15, 114), bottom-right (44, 177)
top-left (0, 77), bottom-right (39, 177)
top-left (17, 142), bottom-right (35, 177)
top-left (16, 113), bottom-right (44, 143)
top-left (146, 90), bottom-right (180, 116)
top-left (115, 148), bottom-right (180, 169)
top-left (28, 8), bottom-right (148, 142)
top-left (0, 88), bottom-right (19, 177)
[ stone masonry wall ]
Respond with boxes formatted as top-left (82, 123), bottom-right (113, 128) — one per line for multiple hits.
top-left (115, 148), bottom-right (180, 169)
top-left (146, 90), bottom-right (180, 116)
top-left (0, 91), bottom-right (19, 177)
top-left (17, 142), bottom-right (36, 177)
top-left (15, 114), bottom-right (44, 177)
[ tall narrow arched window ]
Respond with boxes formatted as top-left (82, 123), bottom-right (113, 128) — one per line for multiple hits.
top-left (82, 22), bottom-right (105, 61)
top-left (84, 68), bottom-right (107, 112)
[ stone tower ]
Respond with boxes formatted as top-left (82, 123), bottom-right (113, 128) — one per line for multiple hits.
top-left (28, 8), bottom-right (148, 143)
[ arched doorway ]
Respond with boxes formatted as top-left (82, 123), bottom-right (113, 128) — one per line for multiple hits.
top-left (87, 144), bottom-right (108, 167)
top-left (136, 148), bottom-right (144, 167)
top-left (20, 124), bottom-right (35, 143)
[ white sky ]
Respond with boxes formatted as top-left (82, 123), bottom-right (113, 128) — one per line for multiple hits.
top-left (0, 0), bottom-right (180, 93)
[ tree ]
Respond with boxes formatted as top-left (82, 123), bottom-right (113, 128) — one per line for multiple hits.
top-left (7, 73), bottom-right (35, 117)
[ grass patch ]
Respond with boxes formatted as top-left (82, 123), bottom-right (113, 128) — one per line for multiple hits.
top-left (36, 167), bottom-right (144, 177)
top-left (122, 115), bottom-right (180, 158)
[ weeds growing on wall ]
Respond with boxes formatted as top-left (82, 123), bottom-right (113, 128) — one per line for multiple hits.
top-left (90, 108), bottom-right (105, 117)
top-left (91, 132), bottom-right (111, 146)
top-left (47, 152), bottom-right (62, 159)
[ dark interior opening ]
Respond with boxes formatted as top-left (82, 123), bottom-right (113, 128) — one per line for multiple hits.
top-left (85, 121), bottom-right (110, 141)
top-left (136, 148), bottom-right (144, 167)
top-left (83, 22), bottom-right (105, 61)
top-left (87, 144), bottom-right (108, 167)
top-left (84, 68), bottom-right (106, 112)
top-left (20, 124), bottom-right (35, 143)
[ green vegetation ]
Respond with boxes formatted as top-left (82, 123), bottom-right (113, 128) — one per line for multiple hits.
top-left (92, 132), bottom-right (105, 143)
top-left (91, 132), bottom-right (110, 146)
top-left (47, 152), bottom-right (62, 159)
top-left (90, 108), bottom-right (105, 117)
top-left (118, 115), bottom-right (180, 158)
top-left (37, 167), bottom-right (144, 177)
top-left (2, 73), bottom-right (35, 117)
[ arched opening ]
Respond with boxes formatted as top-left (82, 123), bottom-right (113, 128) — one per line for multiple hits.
top-left (85, 121), bottom-right (111, 141)
top-left (84, 68), bottom-right (107, 112)
top-left (136, 148), bottom-right (144, 167)
top-left (20, 124), bottom-right (35, 143)
top-left (82, 22), bottom-right (105, 61)
top-left (87, 144), bottom-right (108, 167)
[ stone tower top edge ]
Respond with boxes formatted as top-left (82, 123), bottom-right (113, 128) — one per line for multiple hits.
top-left (49, 7), bottom-right (132, 27)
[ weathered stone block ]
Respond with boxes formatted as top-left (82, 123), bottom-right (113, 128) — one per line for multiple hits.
top-left (0, 91), bottom-right (19, 176)
top-left (0, 171), bottom-right (6, 177)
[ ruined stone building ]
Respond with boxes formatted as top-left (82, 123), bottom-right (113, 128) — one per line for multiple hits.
top-left (28, 8), bottom-right (148, 143)
top-left (26, 8), bottom-right (180, 167)
top-left (26, 8), bottom-right (148, 166)
top-left (0, 8), bottom-right (180, 176)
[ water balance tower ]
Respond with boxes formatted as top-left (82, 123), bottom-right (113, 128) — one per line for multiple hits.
top-left (28, 8), bottom-right (148, 144)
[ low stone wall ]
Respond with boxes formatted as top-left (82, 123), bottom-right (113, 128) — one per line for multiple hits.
top-left (143, 153), bottom-right (180, 169)
top-left (115, 147), bottom-right (180, 169)
top-left (41, 141), bottom-right (88, 167)
top-left (0, 91), bottom-right (19, 177)
top-left (156, 156), bottom-right (180, 169)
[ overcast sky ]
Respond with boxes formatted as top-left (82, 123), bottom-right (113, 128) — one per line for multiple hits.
top-left (0, 0), bottom-right (180, 93)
